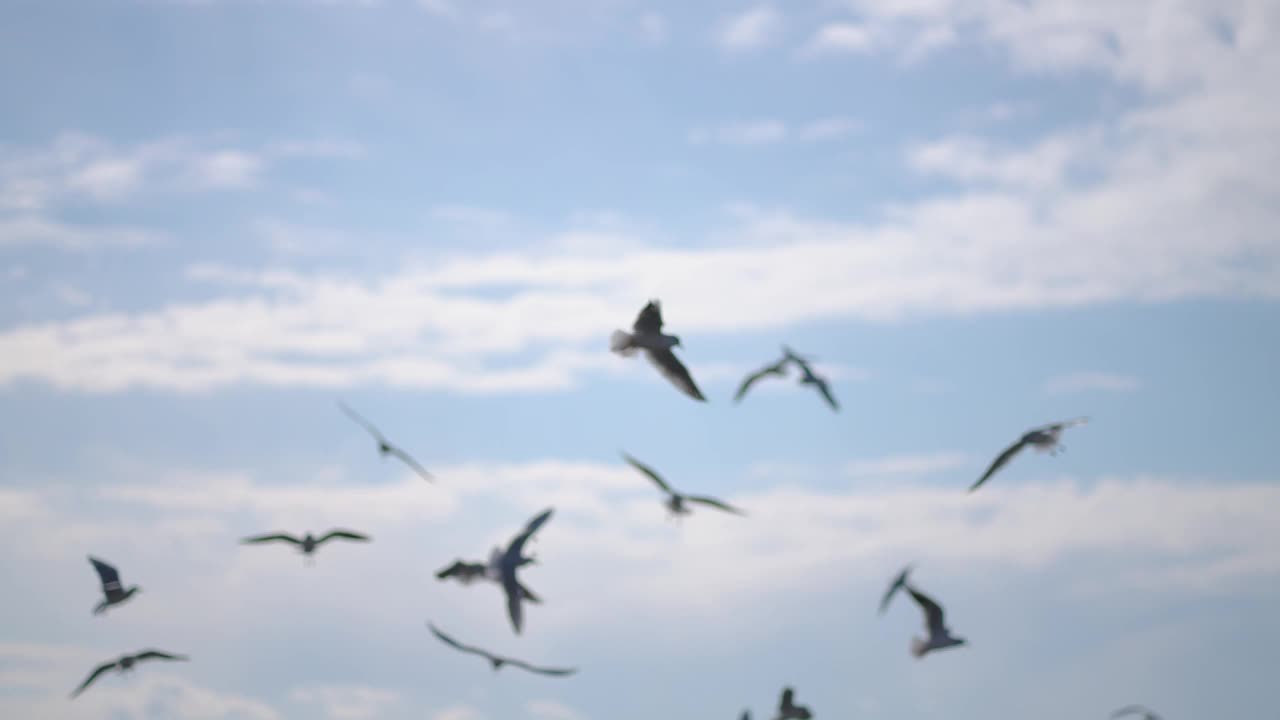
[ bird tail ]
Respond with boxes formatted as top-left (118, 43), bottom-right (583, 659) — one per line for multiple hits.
top-left (910, 637), bottom-right (928, 658)
top-left (610, 329), bottom-right (638, 356)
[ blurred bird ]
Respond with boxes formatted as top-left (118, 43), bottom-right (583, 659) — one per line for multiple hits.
top-left (240, 529), bottom-right (370, 565)
top-left (610, 300), bottom-right (706, 401)
top-left (70, 650), bottom-right (188, 698)
top-left (734, 355), bottom-right (792, 403)
top-left (493, 508), bottom-right (554, 634)
top-left (905, 581), bottom-right (967, 658)
top-left (1111, 706), bottom-right (1162, 720)
top-left (622, 452), bottom-right (745, 519)
top-left (970, 417), bottom-right (1089, 492)
top-left (87, 556), bottom-right (141, 615)
top-left (878, 564), bottom-right (913, 615)
top-left (782, 346), bottom-right (838, 411)
top-left (339, 401), bottom-right (434, 481)
top-left (434, 559), bottom-right (490, 585)
top-left (774, 687), bottom-right (812, 720)
top-left (427, 623), bottom-right (576, 676)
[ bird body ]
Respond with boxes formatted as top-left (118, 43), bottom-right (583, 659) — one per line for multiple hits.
top-left (496, 508), bottom-right (553, 634)
top-left (610, 300), bottom-right (706, 401)
top-left (774, 687), bottom-right (812, 720)
top-left (427, 623), bottom-right (576, 677)
top-left (781, 346), bottom-right (839, 411)
top-left (621, 452), bottom-right (745, 519)
top-left (70, 650), bottom-right (188, 698)
top-left (88, 557), bottom-right (141, 615)
top-left (339, 402), bottom-right (434, 481)
top-left (240, 529), bottom-right (370, 565)
top-left (905, 583), bottom-right (966, 658)
top-left (970, 417), bottom-right (1089, 492)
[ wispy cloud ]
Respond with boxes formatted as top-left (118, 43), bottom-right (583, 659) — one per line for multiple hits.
top-left (526, 700), bottom-right (584, 720)
top-left (1045, 372), bottom-right (1142, 395)
top-left (845, 453), bottom-right (970, 479)
top-left (802, 22), bottom-right (877, 56)
top-left (0, 216), bottom-right (165, 251)
top-left (689, 117), bottom-right (859, 146)
top-left (715, 6), bottom-right (781, 52)
top-left (290, 685), bottom-right (400, 720)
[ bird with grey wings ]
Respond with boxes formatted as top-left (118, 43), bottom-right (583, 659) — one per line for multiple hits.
top-left (87, 556), bottom-right (141, 615)
top-left (1111, 705), bottom-right (1162, 720)
top-left (610, 299), bottom-right (706, 401)
top-left (240, 529), bottom-right (370, 565)
top-left (69, 650), bottom-right (188, 698)
top-left (733, 354), bottom-right (793, 403)
top-left (969, 417), bottom-right (1089, 492)
top-left (339, 401), bottom-right (434, 481)
top-left (781, 346), bottom-right (838, 411)
top-left (621, 452), bottom-right (745, 520)
top-left (427, 623), bottom-right (577, 677)
top-left (740, 687), bottom-right (813, 720)
top-left (467, 507), bottom-right (553, 635)
top-left (881, 567), bottom-right (967, 658)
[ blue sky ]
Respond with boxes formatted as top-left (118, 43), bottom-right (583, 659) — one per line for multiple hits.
top-left (2, 1), bottom-right (1279, 719)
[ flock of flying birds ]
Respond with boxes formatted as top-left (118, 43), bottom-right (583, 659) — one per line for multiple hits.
top-left (67, 299), bottom-right (1159, 719)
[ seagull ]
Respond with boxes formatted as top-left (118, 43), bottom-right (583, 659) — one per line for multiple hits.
top-left (734, 355), bottom-right (793, 403)
top-left (427, 623), bottom-right (577, 676)
top-left (905, 581), bottom-right (966, 658)
top-left (610, 299), bottom-right (706, 402)
top-left (435, 559), bottom-right (491, 585)
top-left (87, 556), bottom-right (141, 615)
top-left (773, 687), bottom-right (812, 720)
top-left (782, 346), bottom-right (838, 412)
top-left (878, 564), bottom-right (913, 615)
top-left (1111, 705), bottom-right (1162, 720)
top-left (969, 417), bottom-right (1089, 492)
top-left (493, 508), bottom-right (554, 634)
top-left (240, 529), bottom-right (370, 565)
top-left (621, 452), bottom-right (745, 519)
top-left (69, 650), bottom-right (188, 698)
top-left (338, 401), bottom-right (434, 481)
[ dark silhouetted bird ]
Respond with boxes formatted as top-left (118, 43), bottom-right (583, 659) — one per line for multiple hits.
top-left (622, 452), bottom-right (745, 519)
top-left (734, 355), bottom-right (793, 403)
top-left (494, 508), bottom-right (553, 634)
top-left (427, 623), bottom-right (576, 676)
top-left (774, 687), bottom-right (812, 720)
top-left (240, 529), bottom-right (370, 565)
top-left (782, 346), bottom-right (838, 411)
top-left (70, 650), bottom-right (188, 698)
top-left (970, 417), bottom-right (1089, 492)
top-left (610, 300), bottom-right (706, 401)
top-left (339, 401), bottom-right (433, 481)
top-left (87, 556), bottom-right (140, 615)
top-left (905, 581), bottom-right (966, 658)
top-left (1111, 706), bottom-right (1162, 720)
top-left (878, 564), bottom-right (913, 615)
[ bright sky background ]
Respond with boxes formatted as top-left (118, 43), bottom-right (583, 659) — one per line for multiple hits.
top-left (2, 1), bottom-right (1279, 719)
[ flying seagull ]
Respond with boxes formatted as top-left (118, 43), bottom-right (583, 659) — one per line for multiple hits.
top-left (734, 355), bottom-right (793, 403)
top-left (621, 452), bottom-right (745, 519)
top-left (240, 529), bottom-right (370, 565)
top-left (969, 417), bottom-right (1089, 492)
top-left (427, 623), bottom-right (577, 676)
top-left (493, 508), bottom-right (554, 634)
top-left (610, 299), bottom-right (706, 402)
top-left (1111, 706), bottom-right (1162, 720)
top-left (338, 401), bottom-right (433, 481)
top-left (774, 687), bottom-right (812, 720)
top-left (87, 556), bottom-right (141, 615)
top-left (70, 650), bottom-right (188, 698)
top-left (905, 581), bottom-right (966, 658)
top-left (435, 559), bottom-right (490, 585)
top-left (878, 564), bottom-right (913, 615)
top-left (782, 346), bottom-right (838, 411)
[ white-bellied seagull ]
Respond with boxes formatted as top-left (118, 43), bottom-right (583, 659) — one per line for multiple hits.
top-left (70, 650), bottom-right (188, 698)
top-left (970, 417), bottom-right (1089, 492)
top-left (240, 529), bottom-right (370, 565)
top-left (621, 452), bottom-right (745, 519)
top-left (610, 300), bottom-right (706, 401)
top-left (87, 556), bottom-right (141, 615)
top-left (339, 401), bottom-right (434, 481)
top-left (427, 622), bottom-right (577, 676)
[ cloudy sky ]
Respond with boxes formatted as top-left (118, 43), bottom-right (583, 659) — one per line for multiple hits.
top-left (2, 1), bottom-right (1279, 719)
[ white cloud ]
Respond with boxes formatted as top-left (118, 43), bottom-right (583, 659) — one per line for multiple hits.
top-left (845, 452), bottom-right (970, 478)
top-left (1045, 372), bottom-right (1142, 394)
top-left (688, 120), bottom-right (788, 146)
top-left (0, 216), bottom-right (165, 250)
top-left (186, 150), bottom-right (263, 189)
top-left (290, 685), bottom-right (400, 720)
top-left (526, 699), bottom-right (584, 720)
top-left (716, 6), bottom-right (781, 52)
top-left (639, 12), bottom-right (667, 43)
top-left (803, 22), bottom-right (877, 55)
top-left (796, 116), bottom-right (861, 141)
top-left (434, 704), bottom-right (485, 720)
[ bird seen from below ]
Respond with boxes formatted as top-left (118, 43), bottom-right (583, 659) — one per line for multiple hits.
top-left (610, 299), bottom-right (706, 402)
top-left (734, 354), bottom-right (793, 403)
top-left (490, 507), bottom-right (554, 634)
top-left (895, 571), bottom-right (967, 658)
top-left (621, 452), bottom-right (745, 519)
top-left (339, 401), bottom-right (434, 481)
top-left (781, 346), bottom-right (839, 412)
top-left (69, 650), bottom-right (188, 698)
top-left (240, 529), bottom-right (370, 565)
top-left (87, 556), bottom-right (140, 615)
top-left (970, 417), bottom-right (1090, 492)
top-left (1111, 705), bottom-right (1162, 720)
top-left (773, 687), bottom-right (813, 720)
top-left (427, 623), bottom-right (577, 677)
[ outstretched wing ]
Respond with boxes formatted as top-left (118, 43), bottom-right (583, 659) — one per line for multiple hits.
top-left (907, 586), bottom-right (948, 637)
top-left (88, 556), bottom-right (121, 592)
top-left (240, 533), bottom-right (302, 546)
top-left (386, 446), bottom-right (433, 482)
top-left (632, 300), bottom-right (663, 333)
top-left (133, 650), bottom-right (189, 663)
top-left (315, 529), bottom-right (371, 546)
top-left (733, 360), bottom-right (788, 403)
top-left (427, 623), bottom-right (493, 661)
top-left (338, 401), bottom-right (388, 444)
top-left (1039, 416), bottom-right (1089, 433)
top-left (878, 565), bottom-right (913, 615)
top-left (69, 660), bottom-right (117, 698)
top-left (502, 570), bottom-right (525, 634)
top-left (969, 438), bottom-right (1028, 492)
top-left (810, 377), bottom-right (839, 412)
top-left (780, 687), bottom-right (796, 711)
top-left (1111, 706), bottom-right (1159, 720)
top-left (621, 453), bottom-right (673, 494)
top-left (507, 658), bottom-right (578, 677)
top-left (685, 495), bottom-right (746, 516)
top-left (644, 347), bottom-right (706, 401)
